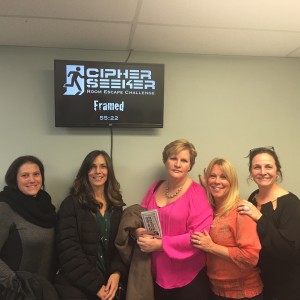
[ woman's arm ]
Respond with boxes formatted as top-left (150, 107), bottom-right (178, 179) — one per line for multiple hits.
top-left (257, 195), bottom-right (300, 260)
top-left (239, 194), bottom-right (300, 260)
top-left (191, 230), bottom-right (230, 260)
top-left (228, 213), bottom-right (261, 268)
top-left (192, 211), bottom-right (261, 269)
top-left (98, 272), bottom-right (120, 300)
top-left (160, 185), bottom-right (213, 260)
top-left (137, 235), bottom-right (162, 252)
top-left (56, 197), bottom-right (103, 294)
top-left (0, 203), bottom-right (21, 290)
top-left (237, 199), bottom-right (262, 222)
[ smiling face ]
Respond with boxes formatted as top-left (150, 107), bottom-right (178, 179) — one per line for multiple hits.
top-left (250, 153), bottom-right (279, 188)
top-left (17, 163), bottom-right (42, 197)
top-left (207, 164), bottom-right (231, 204)
top-left (165, 149), bottom-right (191, 180)
top-left (88, 155), bottom-right (108, 191)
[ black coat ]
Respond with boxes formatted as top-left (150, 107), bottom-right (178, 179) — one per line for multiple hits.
top-left (54, 196), bottom-right (126, 299)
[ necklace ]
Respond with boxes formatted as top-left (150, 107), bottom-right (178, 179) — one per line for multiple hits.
top-left (165, 185), bottom-right (182, 199)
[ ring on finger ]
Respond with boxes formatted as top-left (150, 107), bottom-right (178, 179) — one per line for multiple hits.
top-left (243, 205), bottom-right (250, 211)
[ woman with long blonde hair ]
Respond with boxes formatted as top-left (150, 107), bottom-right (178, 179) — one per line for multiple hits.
top-left (191, 158), bottom-right (263, 300)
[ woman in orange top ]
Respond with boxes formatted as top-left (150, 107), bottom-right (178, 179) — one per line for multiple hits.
top-left (191, 158), bottom-right (263, 300)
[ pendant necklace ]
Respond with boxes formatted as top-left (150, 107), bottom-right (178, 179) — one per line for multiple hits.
top-left (165, 183), bottom-right (183, 199)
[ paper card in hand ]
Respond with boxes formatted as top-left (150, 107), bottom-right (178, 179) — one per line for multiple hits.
top-left (141, 209), bottom-right (162, 238)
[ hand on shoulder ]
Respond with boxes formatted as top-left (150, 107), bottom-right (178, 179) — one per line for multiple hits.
top-left (237, 199), bottom-right (262, 222)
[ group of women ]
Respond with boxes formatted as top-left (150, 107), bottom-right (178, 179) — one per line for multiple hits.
top-left (0, 151), bottom-right (126, 300)
top-left (0, 140), bottom-right (299, 300)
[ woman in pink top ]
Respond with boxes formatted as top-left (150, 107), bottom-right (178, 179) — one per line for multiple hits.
top-left (191, 158), bottom-right (263, 300)
top-left (135, 139), bottom-right (213, 300)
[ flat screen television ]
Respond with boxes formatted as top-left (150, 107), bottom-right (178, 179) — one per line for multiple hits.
top-left (54, 59), bottom-right (164, 128)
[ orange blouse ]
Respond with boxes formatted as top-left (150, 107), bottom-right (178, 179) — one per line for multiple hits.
top-left (207, 207), bottom-right (263, 298)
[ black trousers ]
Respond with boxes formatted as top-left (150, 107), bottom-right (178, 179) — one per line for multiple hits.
top-left (154, 267), bottom-right (209, 300)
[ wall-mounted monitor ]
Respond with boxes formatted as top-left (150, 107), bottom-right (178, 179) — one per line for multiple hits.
top-left (54, 59), bottom-right (164, 128)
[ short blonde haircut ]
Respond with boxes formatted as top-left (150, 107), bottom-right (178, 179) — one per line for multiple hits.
top-left (205, 158), bottom-right (240, 216)
top-left (162, 139), bottom-right (197, 170)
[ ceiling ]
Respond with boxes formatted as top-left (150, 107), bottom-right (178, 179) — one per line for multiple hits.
top-left (2, 0), bottom-right (300, 58)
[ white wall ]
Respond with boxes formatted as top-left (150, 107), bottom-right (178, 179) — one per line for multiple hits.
top-left (1, 46), bottom-right (300, 208)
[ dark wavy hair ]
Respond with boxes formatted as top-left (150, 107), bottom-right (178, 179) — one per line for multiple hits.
top-left (70, 150), bottom-right (123, 211)
top-left (247, 147), bottom-right (283, 182)
top-left (5, 155), bottom-right (45, 190)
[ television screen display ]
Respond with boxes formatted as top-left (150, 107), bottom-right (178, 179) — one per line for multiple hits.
top-left (54, 60), bottom-right (164, 128)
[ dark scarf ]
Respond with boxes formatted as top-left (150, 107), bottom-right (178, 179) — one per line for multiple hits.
top-left (0, 186), bottom-right (57, 228)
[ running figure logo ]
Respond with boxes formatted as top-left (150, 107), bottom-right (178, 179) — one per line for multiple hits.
top-left (63, 65), bottom-right (85, 95)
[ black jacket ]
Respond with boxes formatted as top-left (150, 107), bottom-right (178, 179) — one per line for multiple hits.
top-left (55, 196), bottom-right (126, 299)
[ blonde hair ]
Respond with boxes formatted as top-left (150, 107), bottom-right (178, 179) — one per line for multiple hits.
top-left (205, 158), bottom-right (240, 216)
top-left (162, 139), bottom-right (197, 170)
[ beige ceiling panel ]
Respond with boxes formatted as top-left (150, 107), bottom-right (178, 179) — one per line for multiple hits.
top-left (133, 24), bottom-right (300, 57)
top-left (286, 48), bottom-right (300, 57)
top-left (140, 0), bottom-right (300, 31)
top-left (0, 0), bottom-right (139, 21)
top-left (0, 17), bottom-right (131, 50)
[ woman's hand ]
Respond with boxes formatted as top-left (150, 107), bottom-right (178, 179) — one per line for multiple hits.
top-left (134, 227), bottom-right (154, 239)
top-left (191, 230), bottom-right (230, 260)
top-left (198, 168), bottom-right (207, 187)
top-left (137, 235), bottom-right (162, 253)
top-left (191, 230), bottom-right (215, 253)
top-left (97, 285), bottom-right (107, 299)
top-left (97, 273), bottom-right (120, 300)
top-left (237, 200), bottom-right (262, 222)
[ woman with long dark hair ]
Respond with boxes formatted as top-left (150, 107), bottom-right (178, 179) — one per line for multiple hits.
top-left (55, 150), bottom-right (126, 300)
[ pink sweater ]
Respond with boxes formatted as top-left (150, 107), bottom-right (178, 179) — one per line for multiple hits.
top-left (141, 180), bottom-right (213, 289)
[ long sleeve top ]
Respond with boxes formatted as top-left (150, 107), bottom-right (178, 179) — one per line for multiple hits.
top-left (249, 191), bottom-right (300, 300)
top-left (206, 207), bottom-right (263, 299)
top-left (141, 180), bottom-right (213, 289)
top-left (0, 203), bottom-right (55, 290)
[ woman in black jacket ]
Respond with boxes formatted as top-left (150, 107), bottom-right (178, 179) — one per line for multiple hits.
top-left (55, 150), bottom-right (126, 300)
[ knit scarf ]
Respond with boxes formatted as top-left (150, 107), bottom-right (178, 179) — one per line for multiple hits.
top-left (0, 186), bottom-right (57, 228)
